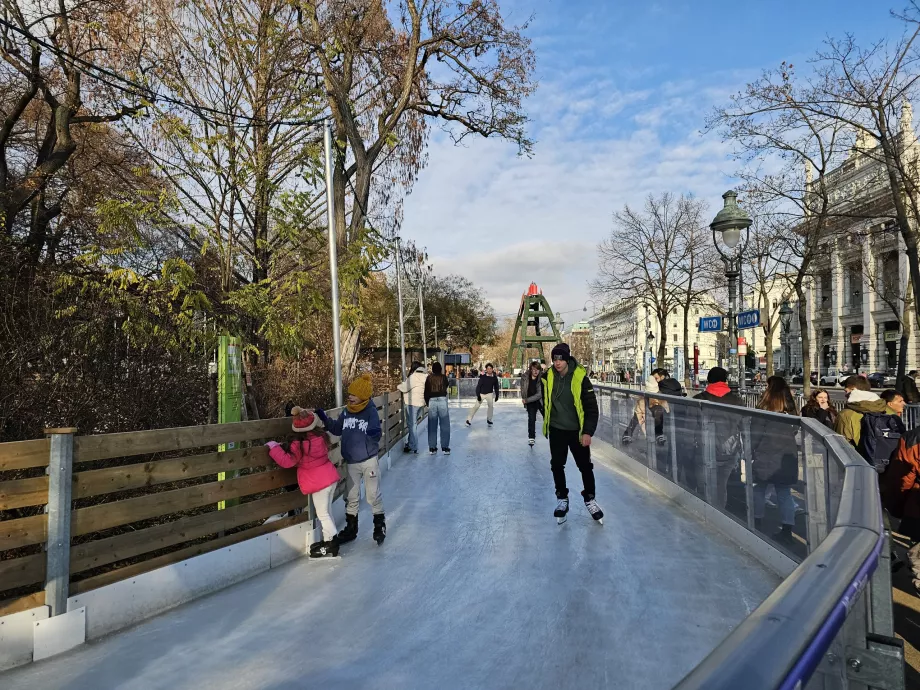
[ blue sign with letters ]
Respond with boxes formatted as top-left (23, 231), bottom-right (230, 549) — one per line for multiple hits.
top-left (736, 309), bottom-right (761, 330)
top-left (698, 316), bottom-right (723, 333)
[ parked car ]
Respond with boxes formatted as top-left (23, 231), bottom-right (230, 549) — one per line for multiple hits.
top-left (866, 372), bottom-right (896, 389)
top-left (820, 367), bottom-right (843, 386)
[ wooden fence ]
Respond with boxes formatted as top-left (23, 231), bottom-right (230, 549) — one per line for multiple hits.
top-left (0, 393), bottom-right (406, 617)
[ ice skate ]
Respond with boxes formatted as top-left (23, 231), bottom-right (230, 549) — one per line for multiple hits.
top-left (554, 497), bottom-right (569, 524)
top-left (528, 438), bottom-right (535, 447)
top-left (487, 419), bottom-right (493, 426)
top-left (621, 434), bottom-right (632, 445)
top-left (442, 448), bottom-right (451, 455)
top-left (429, 448), bottom-right (437, 455)
top-left (373, 513), bottom-right (386, 545)
top-left (337, 514), bottom-right (358, 544)
top-left (309, 538), bottom-right (340, 559)
top-left (585, 498), bottom-right (604, 525)
top-left (465, 420), bottom-right (471, 427)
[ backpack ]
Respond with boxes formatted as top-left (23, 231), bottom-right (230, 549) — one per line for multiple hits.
top-left (857, 413), bottom-right (905, 472)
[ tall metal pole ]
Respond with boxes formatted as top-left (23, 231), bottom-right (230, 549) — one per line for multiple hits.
top-left (386, 315), bottom-right (390, 388)
top-left (324, 121), bottom-right (343, 406)
top-left (395, 237), bottom-right (408, 380)
top-left (418, 278), bottom-right (428, 364)
top-left (433, 315), bottom-right (439, 365)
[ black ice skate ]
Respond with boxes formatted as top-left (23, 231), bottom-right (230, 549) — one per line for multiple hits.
top-left (554, 497), bottom-right (569, 524)
top-left (337, 514), bottom-right (358, 544)
top-left (373, 513), bottom-right (386, 545)
top-left (528, 438), bottom-right (535, 447)
top-left (309, 538), bottom-right (340, 559)
top-left (584, 498), bottom-right (604, 525)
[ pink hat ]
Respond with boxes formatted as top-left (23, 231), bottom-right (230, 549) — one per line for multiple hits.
top-left (291, 407), bottom-right (320, 433)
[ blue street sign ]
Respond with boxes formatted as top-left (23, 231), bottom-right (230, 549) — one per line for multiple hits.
top-left (699, 316), bottom-right (723, 333)
top-left (736, 309), bottom-right (761, 330)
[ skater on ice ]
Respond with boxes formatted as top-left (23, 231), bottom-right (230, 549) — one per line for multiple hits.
top-left (466, 363), bottom-right (500, 426)
top-left (542, 343), bottom-right (603, 524)
top-left (317, 373), bottom-right (387, 545)
top-left (521, 360), bottom-right (544, 447)
top-left (266, 407), bottom-right (342, 558)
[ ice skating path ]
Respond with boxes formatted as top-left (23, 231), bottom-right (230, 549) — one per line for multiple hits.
top-left (3, 404), bottom-right (780, 690)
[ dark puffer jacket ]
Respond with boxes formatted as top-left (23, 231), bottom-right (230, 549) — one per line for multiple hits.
top-left (750, 414), bottom-right (799, 485)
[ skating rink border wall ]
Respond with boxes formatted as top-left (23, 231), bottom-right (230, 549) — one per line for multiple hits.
top-left (0, 397), bottom-right (412, 672)
top-left (593, 384), bottom-right (900, 690)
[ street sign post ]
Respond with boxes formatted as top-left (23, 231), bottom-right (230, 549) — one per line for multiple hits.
top-left (736, 309), bottom-right (761, 330)
top-left (699, 316), bottom-right (723, 333)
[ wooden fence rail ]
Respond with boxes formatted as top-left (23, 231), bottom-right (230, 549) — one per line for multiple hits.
top-left (0, 392), bottom-right (408, 617)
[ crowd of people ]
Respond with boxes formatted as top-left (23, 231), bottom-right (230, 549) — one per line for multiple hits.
top-left (259, 345), bottom-right (917, 585)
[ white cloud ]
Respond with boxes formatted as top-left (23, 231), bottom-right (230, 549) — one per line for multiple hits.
top-left (401, 79), bottom-right (743, 320)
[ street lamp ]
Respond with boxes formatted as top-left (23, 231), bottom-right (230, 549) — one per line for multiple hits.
top-left (710, 190), bottom-right (752, 391)
top-left (779, 301), bottom-right (794, 378)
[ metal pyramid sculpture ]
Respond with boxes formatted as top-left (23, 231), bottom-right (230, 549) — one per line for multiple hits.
top-left (508, 282), bottom-right (562, 370)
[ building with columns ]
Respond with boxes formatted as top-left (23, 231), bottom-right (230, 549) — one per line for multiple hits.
top-left (803, 103), bottom-right (918, 378)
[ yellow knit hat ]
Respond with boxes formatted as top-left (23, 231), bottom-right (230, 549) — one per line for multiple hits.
top-left (348, 373), bottom-right (373, 401)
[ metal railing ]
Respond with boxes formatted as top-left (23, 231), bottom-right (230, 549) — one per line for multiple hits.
top-left (592, 385), bottom-right (903, 690)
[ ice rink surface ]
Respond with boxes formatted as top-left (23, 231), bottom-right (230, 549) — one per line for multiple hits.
top-left (2, 404), bottom-right (780, 690)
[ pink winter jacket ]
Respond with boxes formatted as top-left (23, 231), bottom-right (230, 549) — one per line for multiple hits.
top-left (267, 435), bottom-right (341, 495)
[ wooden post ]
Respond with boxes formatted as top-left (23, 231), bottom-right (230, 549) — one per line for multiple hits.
top-left (383, 392), bottom-right (391, 470)
top-left (45, 427), bottom-right (76, 617)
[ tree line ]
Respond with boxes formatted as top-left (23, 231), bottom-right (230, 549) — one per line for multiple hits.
top-left (0, 0), bottom-right (530, 440)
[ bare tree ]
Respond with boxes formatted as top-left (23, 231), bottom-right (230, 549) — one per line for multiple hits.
top-left (709, 62), bottom-right (852, 397)
top-left (744, 215), bottom-right (792, 376)
top-left (296, 0), bottom-right (536, 372)
top-left (592, 193), bottom-right (700, 364)
top-left (673, 202), bottom-right (719, 388)
top-left (802, 26), bottom-right (920, 388)
top-left (0, 0), bottom-right (145, 262)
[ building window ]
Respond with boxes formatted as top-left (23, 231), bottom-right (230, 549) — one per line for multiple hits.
top-left (673, 334), bottom-right (677, 342)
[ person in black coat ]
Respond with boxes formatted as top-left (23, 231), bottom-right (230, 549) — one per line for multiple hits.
top-left (751, 376), bottom-right (799, 546)
top-left (466, 363), bottom-right (500, 426)
top-left (801, 389), bottom-right (837, 430)
top-left (692, 367), bottom-right (745, 508)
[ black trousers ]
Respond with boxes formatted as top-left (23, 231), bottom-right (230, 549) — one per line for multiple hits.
top-left (549, 427), bottom-right (596, 500)
top-left (526, 403), bottom-right (543, 439)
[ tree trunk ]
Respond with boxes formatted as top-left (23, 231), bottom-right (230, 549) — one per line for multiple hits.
top-left (657, 312), bottom-right (667, 365)
top-left (763, 327), bottom-right (774, 377)
top-left (797, 285), bottom-right (812, 398)
top-left (897, 280), bottom-right (912, 393)
top-left (682, 311), bottom-right (691, 389)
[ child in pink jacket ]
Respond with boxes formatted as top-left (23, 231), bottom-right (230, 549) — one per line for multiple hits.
top-left (267, 407), bottom-right (342, 558)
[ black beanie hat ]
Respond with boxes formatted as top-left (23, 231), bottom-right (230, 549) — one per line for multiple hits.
top-left (707, 367), bottom-right (728, 384)
top-left (551, 343), bottom-right (571, 360)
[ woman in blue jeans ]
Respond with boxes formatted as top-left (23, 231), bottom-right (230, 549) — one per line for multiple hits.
top-left (424, 362), bottom-right (451, 455)
top-left (751, 376), bottom-right (800, 547)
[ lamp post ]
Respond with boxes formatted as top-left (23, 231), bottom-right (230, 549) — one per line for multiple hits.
top-left (584, 299), bottom-right (600, 371)
top-left (779, 301), bottom-right (794, 379)
top-left (710, 190), bottom-right (752, 391)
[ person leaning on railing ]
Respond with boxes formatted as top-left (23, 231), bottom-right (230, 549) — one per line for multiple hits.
top-left (801, 388), bottom-right (837, 430)
top-left (880, 426), bottom-right (920, 595)
top-left (692, 367), bottom-right (745, 510)
top-left (751, 377), bottom-right (800, 547)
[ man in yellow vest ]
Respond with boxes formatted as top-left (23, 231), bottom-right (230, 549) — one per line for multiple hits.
top-left (543, 343), bottom-right (603, 524)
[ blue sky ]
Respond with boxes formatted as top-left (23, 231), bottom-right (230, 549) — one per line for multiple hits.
top-left (401, 1), bottom-right (905, 321)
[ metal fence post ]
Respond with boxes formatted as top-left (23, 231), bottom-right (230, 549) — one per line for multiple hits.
top-left (804, 432), bottom-right (829, 553)
top-left (383, 392), bottom-right (391, 470)
top-left (45, 427), bottom-right (76, 617)
top-left (701, 413), bottom-right (716, 506)
top-left (644, 395), bottom-right (656, 470)
top-left (741, 417), bottom-right (755, 531)
top-left (668, 405), bottom-right (686, 485)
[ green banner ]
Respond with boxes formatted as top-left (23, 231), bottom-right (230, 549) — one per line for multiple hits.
top-left (218, 335), bottom-right (242, 509)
